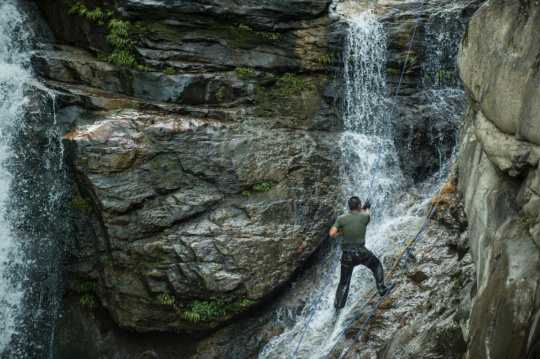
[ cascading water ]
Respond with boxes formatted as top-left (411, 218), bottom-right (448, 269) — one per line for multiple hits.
top-left (259, 3), bottom-right (470, 358)
top-left (0, 1), bottom-right (34, 352)
top-left (259, 12), bottom-right (416, 359)
top-left (416, 1), bottom-right (469, 180)
top-left (0, 1), bottom-right (68, 357)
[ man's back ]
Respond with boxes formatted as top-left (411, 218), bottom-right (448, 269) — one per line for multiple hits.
top-left (334, 211), bottom-right (370, 246)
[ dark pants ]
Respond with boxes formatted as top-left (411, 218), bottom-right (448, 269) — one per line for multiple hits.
top-left (334, 249), bottom-right (385, 309)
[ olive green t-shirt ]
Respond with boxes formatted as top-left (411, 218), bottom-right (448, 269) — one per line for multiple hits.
top-left (333, 211), bottom-right (371, 245)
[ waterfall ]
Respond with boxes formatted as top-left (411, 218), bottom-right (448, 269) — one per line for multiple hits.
top-left (259, 12), bottom-right (415, 359)
top-left (0, 1), bottom-right (67, 357)
top-left (259, 4), bottom-right (469, 358)
top-left (0, 1), bottom-right (34, 352)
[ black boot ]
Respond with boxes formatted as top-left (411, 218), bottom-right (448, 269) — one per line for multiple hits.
top-left (377, 284), bottom-right (389, 297)
top-left (334, 282), bottom-right (351, 310)
top-left (372, 262), bottom-right (389, 297)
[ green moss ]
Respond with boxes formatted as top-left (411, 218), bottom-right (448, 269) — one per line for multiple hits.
top-left (164, 67), bottom-right (175, 75)
top-left (386, 68), bottom-right (400, 75)
top-left (253, 182), bottom-right (275, 192)
top-left (237, 23), bottom-right (282, 40)
top-left (241, 190), bottom-right (251, 197)
top-left (435, 70), bottom-right (454, 80)
top-left (216, 86), bottom-right (225, 102)
top-left (67, 195), bottom-right (92, 214)
top-left (276, 73), bottom-right (315, 95)
top-left (139, 261), bottom-right (162, 270)
top-left (254, 30), bottom-right (281, 40)
top-left (238, 23), bottom-right (252, 31)
top-left (235, 67), bottom-right (256, 78)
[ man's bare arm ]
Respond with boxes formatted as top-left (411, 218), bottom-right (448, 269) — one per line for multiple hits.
top-left (329, 226), bottom-right (342, 237)
top-left (365, 208), bottom-right (370, 215)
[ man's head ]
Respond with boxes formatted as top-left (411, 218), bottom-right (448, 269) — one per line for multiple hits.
top-left (348, 196), bottom-right (362, 211)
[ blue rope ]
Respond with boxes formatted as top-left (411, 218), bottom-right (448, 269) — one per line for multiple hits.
top-left (322, 291), bottom-right (377, 359)
top-left (291, 0), bottom-right (427, 355)
top-left (290, 243), bottom-right (341, 359)
top-left (366, 0), bottom-right (427, 200)
top-left (338, 199), bottom-right (441, 358)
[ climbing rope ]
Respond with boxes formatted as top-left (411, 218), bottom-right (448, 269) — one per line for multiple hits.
top-left (292, 0), bottom-right (429, 356)
top-left (322, 158), bottom-right (458, 358)
top-left (338, 193), bottom-right (444, 359)
top-left (290, 242), bottom-right (341, 359)
top-left (366, 0), bottom-right (426, 200)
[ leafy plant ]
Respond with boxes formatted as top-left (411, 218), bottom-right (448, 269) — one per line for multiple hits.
top-left (386, 68), bottom-right (400, 75)
top-left (183, 311), bottom-right (201, 324)
top-left (69, 3), bottom-right (113, 25)
top-left (157, 293), bottom-right (176, 306)
top-left (80, 293), bottom-right (98, 309)
top-left (74, 281), bottom-right (96, 293)
top-left (255, 31), bottom-right (281, 40)
top-left (253, 182), bottom-right (275, 193)
top-left (69, 3), bottom-right (154, 71)
top-left (215, 86), bottom-right (225, 102)
top-left (164, 67), bottom-right (176, 75)
top-left (241, 190), bottom-right (251, 197)
top-left (235, 66), bottom-right (256, 78)
top-left (67, 195), bottom-right (92, 214)
top-left (237, 23), bottom-right (281, 40)
top-left (276, 73), bottom-right (315, 95)
top-left (265, 73), bottom-right (276, 79)
top-left (453, 277), bottom-right (461, 293)
top-left (317, 52), bottom-right (334, 65)
top-left (435, 70), bottom-right (454, 80)
top-left (238, 23), bottom-right (252, 31)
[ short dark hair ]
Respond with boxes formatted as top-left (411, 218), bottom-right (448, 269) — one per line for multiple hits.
top-left (348, 196), bottom-right (361, 210)
top-left (139, 351), bottom-right (159, 359)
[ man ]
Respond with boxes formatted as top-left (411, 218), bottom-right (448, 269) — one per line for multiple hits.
top-left (329, 196), bottom-right (388, 310)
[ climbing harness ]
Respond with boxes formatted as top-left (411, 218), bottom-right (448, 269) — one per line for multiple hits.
top-left (323, 170), bottom-right (454, 358)
top-left (290, 0), bottom-right (439, 356)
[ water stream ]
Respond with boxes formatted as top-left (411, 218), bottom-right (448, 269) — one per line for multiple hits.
top-left (0, 2), bottom-right (68, 357)
top-left (259, 3), bottom-right (468, 358)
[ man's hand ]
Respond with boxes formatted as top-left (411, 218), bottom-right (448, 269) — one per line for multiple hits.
top-left (362, 198), bottom-right (371, 210)
top-left (329, 226), bottom-right (342, 237)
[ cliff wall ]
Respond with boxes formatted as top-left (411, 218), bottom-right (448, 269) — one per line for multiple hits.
top-left (457, 0), bottom-right (540, 357)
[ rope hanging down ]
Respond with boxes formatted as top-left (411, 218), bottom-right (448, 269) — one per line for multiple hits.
top-left (291, 0), bottom-right (428, 357)
top-left (290, 244), bottom-right (341, 359)
top-left (323, 159), bottom-right (459, 358)
top-left (367, 0), bottom-right (426, 200)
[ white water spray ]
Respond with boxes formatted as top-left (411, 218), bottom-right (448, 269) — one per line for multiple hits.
top-left (0, 1), bottom-right (33, 351)
top-left (259, 5), bottom-right (468, 357)
top-left (259, 12), bottom-right (414, 359)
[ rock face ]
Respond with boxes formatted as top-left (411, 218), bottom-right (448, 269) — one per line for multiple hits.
top-left (457, 0), bottom-right (540, 358)
top-left (28, 0), bottom-right (479, 356)
top-left (33, 0), bottom-right (344, 334)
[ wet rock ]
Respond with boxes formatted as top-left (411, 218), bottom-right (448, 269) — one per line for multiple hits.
top-left (60, 108), bottom-right (341, 332)
top-left (457, 0), bottom-right (540, 358)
